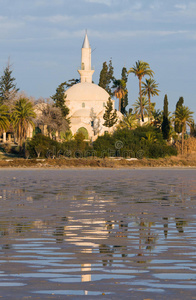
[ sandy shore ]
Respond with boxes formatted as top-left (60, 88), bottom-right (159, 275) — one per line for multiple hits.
top-left (0, 156), bottom-right (196, 169)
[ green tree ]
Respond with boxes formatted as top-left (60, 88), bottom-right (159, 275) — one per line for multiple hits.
top-left (11, 98), bottom-right (36, 147)
top-left (161, 95), bottom-right (170, 140)
top-left (0, 61), bottom-right (19, 105)
top-left (118, 112), bottom-right (137, 130)
top-left (128, 60), bottom-right (154, 121)
top-left (74, 131), bottom-right (86, 150)
top-left (152, 109), bottom-right (163, 129)
top-left (98, 59), bottom-right (114, 96)
top-left (0, 104), bottom-right (10, 134)
top-left (133, 97), bottom-right (149, 119)
top-left (141, 78), bottom-right (160, 119)
top-left (113, 79), bottom-right (127, 112)
top-left (121, 67), bottom-right (129, 115)
top-left (51, 82), bottom-right (70, 120)
top-left (113, 67), bottom-right (128, 114)
top-left (103, 98), bottom-right (118, 128)
top-left (175, 105), bottom-right (194, 154)
top-left (64, 78), bottom-right (80, 87)
top-left (190, 122), bottom-right (196, 137)
top-left (174, 97), bottom-right (184, 133)
top-left (60, 130), bottom-right (73, 141)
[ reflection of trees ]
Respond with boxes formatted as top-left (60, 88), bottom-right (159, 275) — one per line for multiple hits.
top-left (105, 219), bottom-right (128, 237)
top-left (162, 217), bottom-right (187, 238)
top-left (53, 216), bottom-right (68, 243)
top-left (0, 219), bottom-right (32, 237)
top-left (2, 244), bottom-right (12, 250)
top-left (175, 218), bottom-right (187, 234)
top-left (163, 217), bottom-right (168, 238)
top-left (136, 218), bottom-right (158, 263)
top-left (15, 223), bottom-right (31, 233)
top-left (0, 227), bottom-right (9, 237)
top-left (99, 219), bottom-right (129, 266)
top-left (99, 244), bottom-right (113, 267)
top-left (118, 220), bottom-right (128, 237)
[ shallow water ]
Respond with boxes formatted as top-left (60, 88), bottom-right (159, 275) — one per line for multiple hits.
top-left (0, 168), bottom-right (196, 299)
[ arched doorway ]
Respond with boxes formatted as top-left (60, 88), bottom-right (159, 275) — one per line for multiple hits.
top-left (77, 127), bottom-right (89, 139)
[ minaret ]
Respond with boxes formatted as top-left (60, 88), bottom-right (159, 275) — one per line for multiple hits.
top-left (78, 32), bottom-right (94, 83)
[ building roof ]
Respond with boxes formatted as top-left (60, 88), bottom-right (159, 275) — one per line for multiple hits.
top-left (65, 82), bottom-right (110, 102)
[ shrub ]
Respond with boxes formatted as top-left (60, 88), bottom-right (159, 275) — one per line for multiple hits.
top-left (93, 127), bottom-right (177, 159)
top-left (26, 134), bottom-right (60, 158)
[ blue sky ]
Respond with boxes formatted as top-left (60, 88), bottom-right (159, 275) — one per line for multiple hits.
top-left (0, 0), bottom-right (195, 117)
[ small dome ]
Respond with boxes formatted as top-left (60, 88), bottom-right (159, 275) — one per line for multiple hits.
top-left (72, 109), bottom-right (91, 117)
top-left (65, 82), bottom-right (110, 102)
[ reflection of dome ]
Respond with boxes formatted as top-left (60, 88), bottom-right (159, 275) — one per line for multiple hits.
top-left (65, 82), bottom-right (110, 102)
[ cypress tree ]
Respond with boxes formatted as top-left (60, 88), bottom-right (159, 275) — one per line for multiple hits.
top-left (98, 62), bottom-right (108, 90)
top-left (98, 59), bottom-right (114, 97)
top-left (0, 61), bottom-right (19, 105)
top-left (174, 97), bottom-right (184, 133)
top-left (51, 82), bottom-right (70, 121)
top-left (103, 98), bottom-right (117, 127)
top-left (161, 94), bottom-right (170, 140)
top-left (120, 67), bottom-right (128, 115)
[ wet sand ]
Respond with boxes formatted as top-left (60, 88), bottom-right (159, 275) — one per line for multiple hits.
top-left (0, 169), bottom-right (196, 299)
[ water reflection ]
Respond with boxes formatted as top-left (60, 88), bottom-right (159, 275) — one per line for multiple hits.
top-left (0, 169), bottom-right (196, 298)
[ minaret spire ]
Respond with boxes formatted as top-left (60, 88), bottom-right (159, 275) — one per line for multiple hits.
top-left (78, 32), bottom-right (94, 83)
top-left (82, 32), bottom-right (90, 48)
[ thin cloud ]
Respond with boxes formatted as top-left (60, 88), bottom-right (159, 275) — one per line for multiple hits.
top-left (175, 4), bottom-right (187, 10)
top-left (171, 2), bottom-right (196, 18)
top-left (86, 29), bottom-right (189, 40)
top-left (0, 18), bottom-right (24, 36)
top-left (85, 0), bottom-right (112, 6)
top-left (45, 15), bottom-right (72, 24)
top-left (34, 0), bottom-right (64, 7)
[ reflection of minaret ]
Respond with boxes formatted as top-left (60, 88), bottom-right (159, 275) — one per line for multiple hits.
top-left (81, 249), bottom-right (92, 296)
top-left (78, 32), bottom-right (94, 83)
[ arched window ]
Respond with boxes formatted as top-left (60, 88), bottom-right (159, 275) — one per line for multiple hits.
top-left (82, 102), bottom-right (85, 108)
top-left (77, 127), bottom-right (89, 139)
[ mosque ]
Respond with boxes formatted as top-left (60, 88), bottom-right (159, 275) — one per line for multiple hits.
top-left (0, 33), bottom-right (121, 144)
top-left (65, 33), bottom-right (121, 141)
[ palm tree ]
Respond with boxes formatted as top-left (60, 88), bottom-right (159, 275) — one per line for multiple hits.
top-left (175, 105), bottom-right (194, 154)
top-left (141, 78), bottom-right (160, 119)
top-left (133, 97), bottom-right (149, 121)
top-left (113, 79), bottom-right (127, 112)
top-left (11, 98), bottom-right (36, 147)
top-left (0, 104), bottom-right (10, 135)
top-left (118, 112), bottom-right (137, 130)
top-left (128, 60), bottom-right (154, 121)
top-left (152, 109), bottom-right (163, 129)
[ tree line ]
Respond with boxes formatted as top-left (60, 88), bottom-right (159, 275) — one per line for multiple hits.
top-left (98, 59), bottom-right (195, 154)
top-left (0, 58), bottom-right (195, 157)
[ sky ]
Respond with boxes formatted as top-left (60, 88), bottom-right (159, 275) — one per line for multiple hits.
top-left (0, 0), bottom-right (196, 118)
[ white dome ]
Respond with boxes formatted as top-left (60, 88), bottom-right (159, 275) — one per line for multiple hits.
top-left (72, 109), bottom-right (91, 117)
top-left (65, 82), bottom-right (110, 102)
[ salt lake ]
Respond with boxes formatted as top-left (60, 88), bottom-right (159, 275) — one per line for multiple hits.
top-left (0, 168), bottom-right (196, 299)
